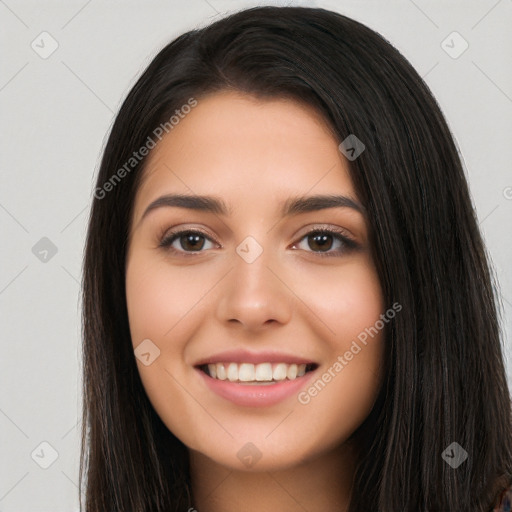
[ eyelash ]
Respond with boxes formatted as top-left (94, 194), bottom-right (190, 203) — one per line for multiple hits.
top-left (158, 227), bottom-right (359, 258)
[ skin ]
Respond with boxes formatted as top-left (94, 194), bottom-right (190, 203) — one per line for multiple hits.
top-left (125, 90), bottom-right (385, 512)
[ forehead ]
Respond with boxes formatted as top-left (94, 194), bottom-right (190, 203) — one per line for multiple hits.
top-left (133, 90), bottom-right (357, 219)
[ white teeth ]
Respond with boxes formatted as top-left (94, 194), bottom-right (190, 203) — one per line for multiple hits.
top-left (227, 362), bottom-right (238, 382)
top-left (287, 364), bottom-right (298, 379)
top-left (273, 363), bottom-right (288, 381)
top-left (207, 363), bottom-right (217, 379)
top-left (255, 363), bottom-right (273, 381)
top-left (238, 363), bottom-right (255, 382)
top-left (216, 363), bottom-right (227, 380)
top-left (204, 362), bottom-right (312, 382)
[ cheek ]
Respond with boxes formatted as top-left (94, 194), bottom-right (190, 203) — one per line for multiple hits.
top-left (291, 257), bottom-right (385, 431)
top-left (125, 253), bottom-right (210, 347)
top-left (125, 253), bottom-right (213, 447)
top-left (295, 256), bottom-right (384, 341)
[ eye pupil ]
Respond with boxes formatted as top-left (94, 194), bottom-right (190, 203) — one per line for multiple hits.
top-left (181, 233), bottom-right (205, 251)
top-left (309, 232), bottom-right (333, 252)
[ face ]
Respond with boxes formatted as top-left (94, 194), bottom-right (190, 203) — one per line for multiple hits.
top-left (125, 90), bottom-right (385, 472)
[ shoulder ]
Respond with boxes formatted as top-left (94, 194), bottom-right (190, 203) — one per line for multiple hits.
top-left (493, 484), bottom-right (512, 512)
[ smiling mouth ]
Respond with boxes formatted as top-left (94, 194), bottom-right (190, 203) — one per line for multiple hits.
top-left (197, 362), bottom-right (318, 385)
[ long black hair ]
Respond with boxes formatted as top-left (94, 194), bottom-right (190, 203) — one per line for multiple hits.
top-left (80, 6), bottom-right (512, 511)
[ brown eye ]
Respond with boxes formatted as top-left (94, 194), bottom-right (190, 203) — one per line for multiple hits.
top-left (177, 232), bottom-right (206, 251)
top-left (292, 229), bottom-right (358, 257)
top-left (307, 232), bottom-right (334, 252)
top-left (159, 229), bottom-right (216, 254)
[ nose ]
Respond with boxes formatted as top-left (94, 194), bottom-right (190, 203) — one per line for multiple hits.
top-left (215, 245), bottom-right (293, 331)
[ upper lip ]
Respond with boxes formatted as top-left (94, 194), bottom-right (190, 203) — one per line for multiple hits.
top-left (193, 349), bottom-right (317, 367)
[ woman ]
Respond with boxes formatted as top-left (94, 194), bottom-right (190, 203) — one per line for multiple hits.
top-left (80, 6), bottom-right (512, 511)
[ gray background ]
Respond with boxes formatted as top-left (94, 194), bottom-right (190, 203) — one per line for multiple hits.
top-left (1, 0), bottom-right (511, 510)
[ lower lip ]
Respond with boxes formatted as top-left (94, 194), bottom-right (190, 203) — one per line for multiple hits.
top-left (195, 367), bottom-right (317, 407)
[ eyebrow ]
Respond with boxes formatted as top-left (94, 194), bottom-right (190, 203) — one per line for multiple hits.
top-left (140, 193), bottom-right (366, 223)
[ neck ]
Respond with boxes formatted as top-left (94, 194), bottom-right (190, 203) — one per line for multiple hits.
top-left (189, 442), bottom-right (357, 512)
